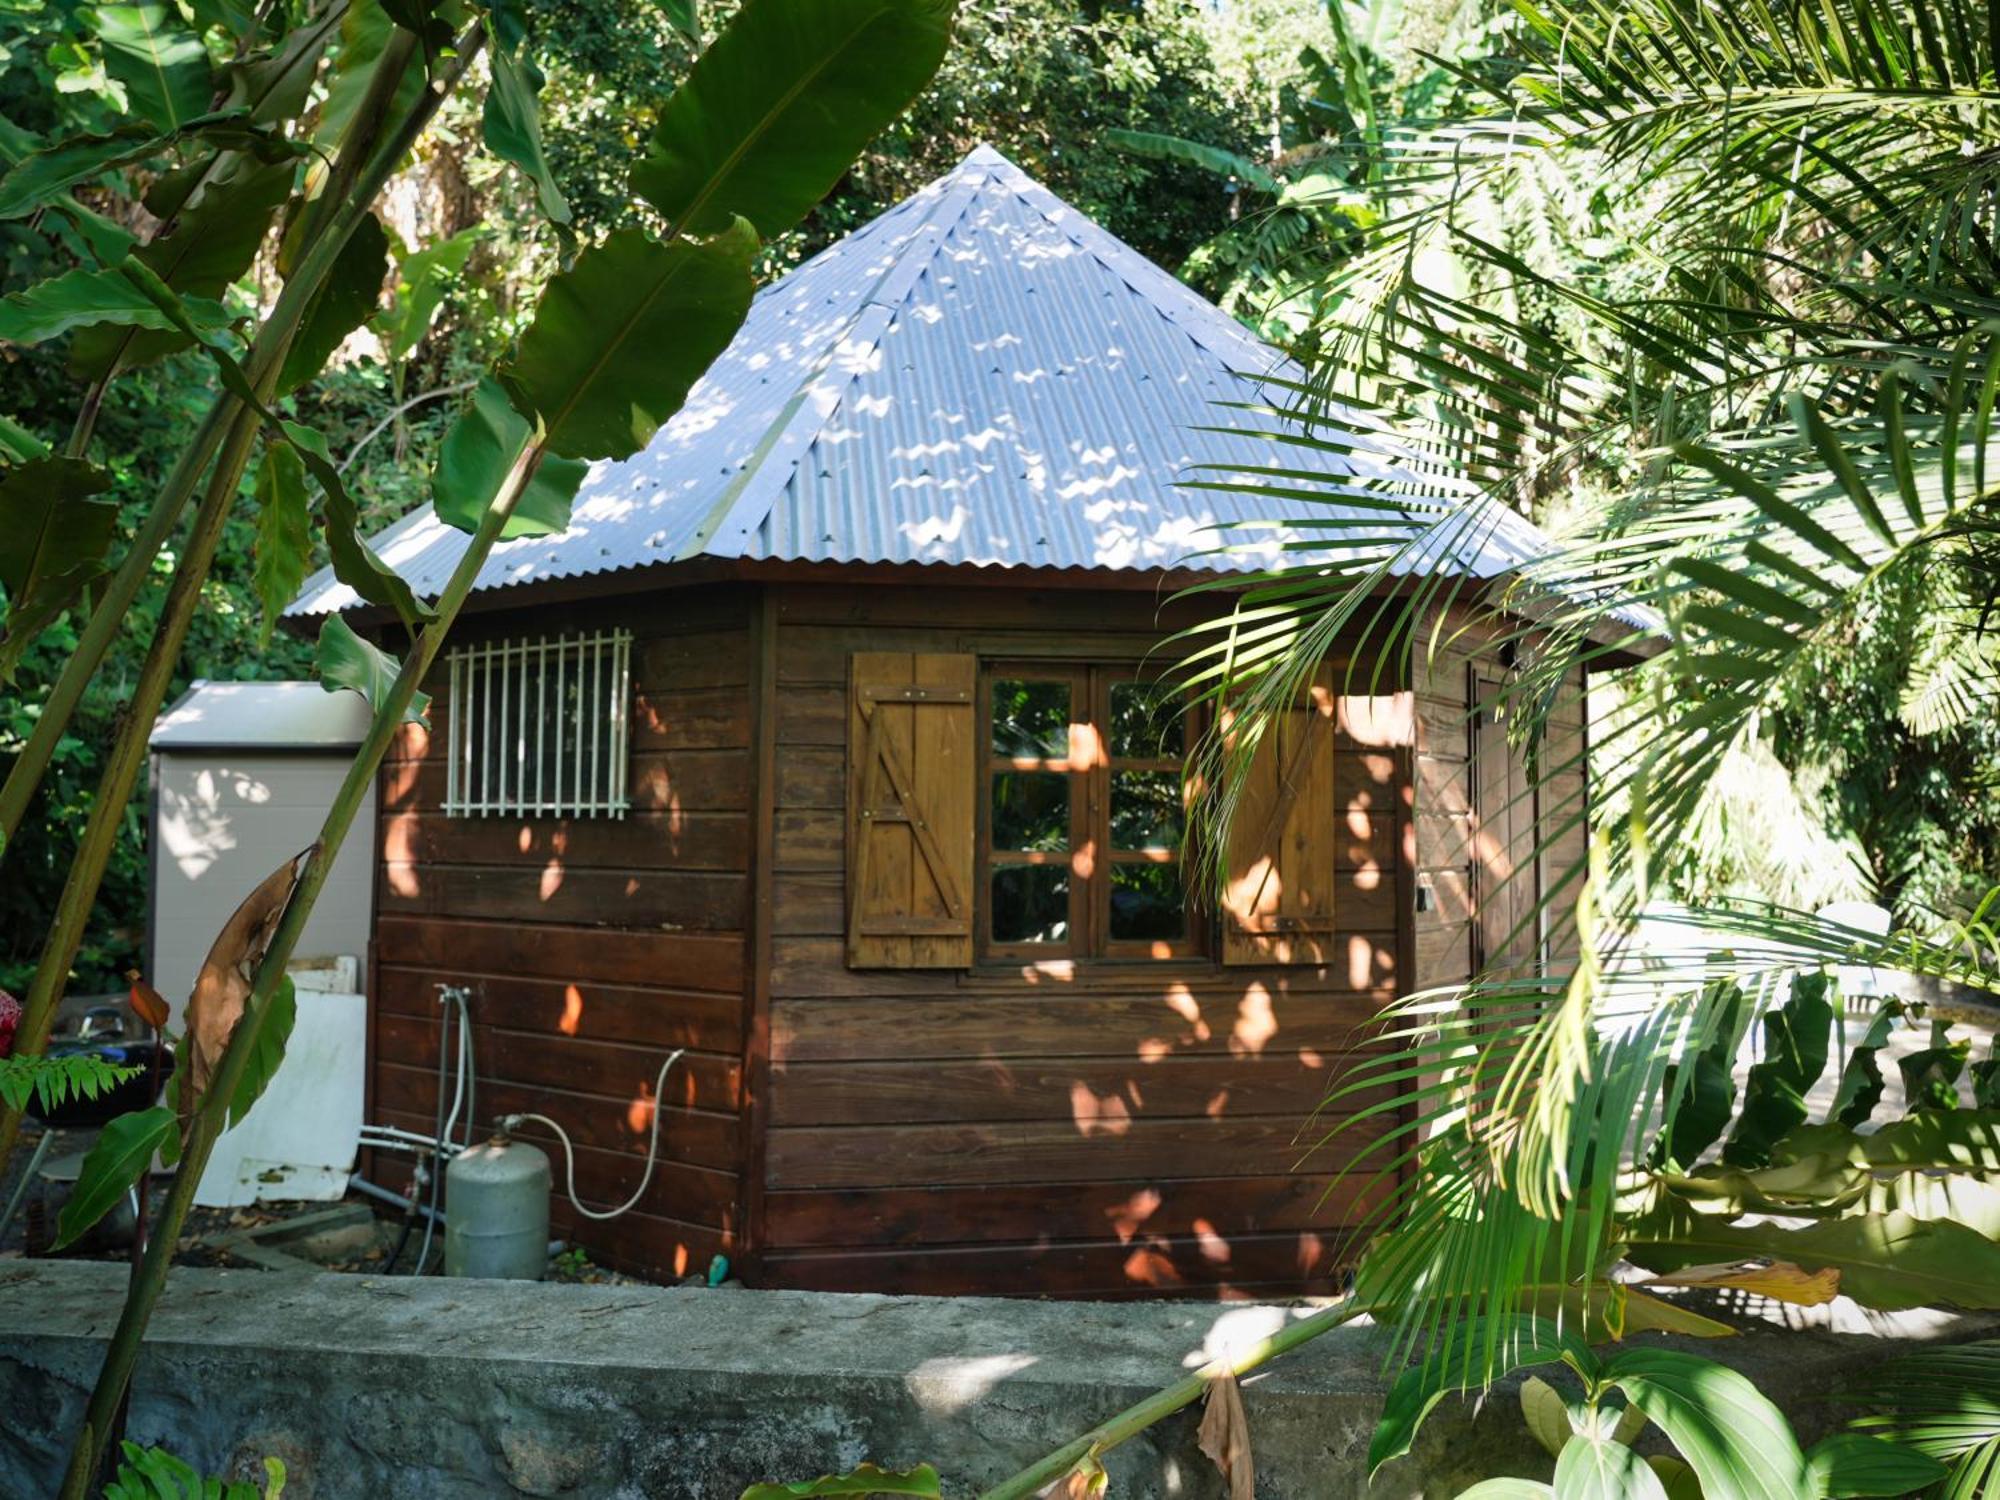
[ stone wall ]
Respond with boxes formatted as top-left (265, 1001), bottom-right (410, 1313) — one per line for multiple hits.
top-left (0, 1262), bottom-right (1985, 1499)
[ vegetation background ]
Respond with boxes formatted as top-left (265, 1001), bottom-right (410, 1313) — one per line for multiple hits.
top-left (3, 0), bottom-right (1995, 999)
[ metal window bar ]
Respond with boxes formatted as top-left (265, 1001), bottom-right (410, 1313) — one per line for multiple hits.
top-left (441, 629), bottom-right (632, 818)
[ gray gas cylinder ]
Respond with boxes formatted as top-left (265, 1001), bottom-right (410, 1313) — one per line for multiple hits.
top-left (444, 1134), bottom-right (550, 1279)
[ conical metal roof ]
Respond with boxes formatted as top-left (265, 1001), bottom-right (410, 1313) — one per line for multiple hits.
top-left (289, 145), bottom-right (1554, 617)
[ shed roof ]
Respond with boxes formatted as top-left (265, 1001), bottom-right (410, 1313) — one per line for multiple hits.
top-left (152, 680), bottom-right (374, 749)
top-left (288, 146), bottom-right (1569, 618)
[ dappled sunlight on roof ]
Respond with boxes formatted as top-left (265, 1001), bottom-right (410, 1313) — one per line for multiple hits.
top-left (288, 145), bottom-right (1486, 619)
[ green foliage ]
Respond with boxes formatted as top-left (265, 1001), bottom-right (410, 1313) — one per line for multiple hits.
top-left (91, 6), bottom-right (211, 133)
top-left (632, 0), bottom-right (957, 239)
top-left (316, 617), bottom-right (429, 724)
top-left (0, 455), bottom-right (117, 680)
top-left (500, 221), bottom-right (756, 460)
top-left (102, 1444), bottom-right (285, 1500)
top-left (1845, 1341), bottom-right (2000, 1500)
top-left (430, 376), bottom-right (586, 539)
top-left (0, 1050), bottom-right (138, 1114)
top-left (53, 1102), bottom-right (174, 1248)
top-left (227, 973), bottom-right (294, 1129)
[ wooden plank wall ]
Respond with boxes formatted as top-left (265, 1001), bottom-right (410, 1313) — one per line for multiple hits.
top-left (1412, 611), bottom-right (1590, 988)
top-left (753, 584), bottom-right (1406, 1300)
top-left (371, 584), bottom-right (755, 1281)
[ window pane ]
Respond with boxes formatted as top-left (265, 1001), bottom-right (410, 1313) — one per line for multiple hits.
top-left (1109, 771), bottom-right (1183, 850)
top-left (992, 771), bottom-right (1069, 851)
top-left (991, 679), bottom-right (1070, 758)
top-left (992, 865), bottom-right (1070, 944)
top-left (1109, 863), bottom-right (1186, 942)
top-left (1109, 680), bottom-right (1183, 759)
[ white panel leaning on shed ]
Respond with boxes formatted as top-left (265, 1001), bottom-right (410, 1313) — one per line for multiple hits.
top-left (288, 144), bottom-right (1596, 622)
top-left (149, 681), bottom-right (374, 1205)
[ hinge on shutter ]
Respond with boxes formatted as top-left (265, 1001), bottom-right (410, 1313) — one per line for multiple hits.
top-left (858, 684), bottom-right (973, 705)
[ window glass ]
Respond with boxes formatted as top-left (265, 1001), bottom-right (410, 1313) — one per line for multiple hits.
top-left (991, 865), bottom-right (1070, 943)
top-left (992, 771), bottom-right (1069, 851)
top-left (1109, 864), bottom-right (1187, 941)
top-left (1109, 679), bottom-right (1184, 759)
top-left (1109, 771), bottom-right (1183, 850)
top-left (991, 679), bottom-right (1071, 758)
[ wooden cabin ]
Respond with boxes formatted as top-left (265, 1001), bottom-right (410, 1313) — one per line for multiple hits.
top-left (289, 147), bottom-right (1592, 1298)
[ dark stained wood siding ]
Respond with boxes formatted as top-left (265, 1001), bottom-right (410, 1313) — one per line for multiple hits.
top-left (371, 585), bottom-right (755, 1281)
top-left (752, 583), bottom-right (1406, 1299)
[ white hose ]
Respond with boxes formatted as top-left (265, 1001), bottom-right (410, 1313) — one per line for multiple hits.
top-left (503, 1049), bottom-right (683, 1222)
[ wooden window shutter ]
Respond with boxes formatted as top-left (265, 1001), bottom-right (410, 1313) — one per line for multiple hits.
top-left (846, 652), bottom-right (977, 968)
top-left (1220, 671), bottom-right (1340, 966)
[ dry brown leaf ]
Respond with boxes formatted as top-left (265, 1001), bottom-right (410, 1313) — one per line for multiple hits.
top-left (180, 844), bottom-right (316, 1125)
top-left (126, 971), bottom-right (169, 1031)
top-left (1197, 1373), bottom-right (1255, 1500)
top-left (1646, 1258), bottom-right (1842, 1307)
top-left (1059, 1452), bottom-right (1108, 1498)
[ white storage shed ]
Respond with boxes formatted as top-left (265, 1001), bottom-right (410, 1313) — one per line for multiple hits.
top-left (149, 681), bottom-right (377, 1205)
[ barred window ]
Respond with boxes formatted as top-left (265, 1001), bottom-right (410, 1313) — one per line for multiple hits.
top-left (444, 630), bottom-right (632, 818)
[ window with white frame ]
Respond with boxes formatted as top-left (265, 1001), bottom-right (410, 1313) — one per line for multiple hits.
top-left (444, 630), bottom-right (632, 818)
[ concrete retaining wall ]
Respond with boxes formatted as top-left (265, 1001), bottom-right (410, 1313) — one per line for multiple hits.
top-left (0, 1261), bottom-right (1984, 1499)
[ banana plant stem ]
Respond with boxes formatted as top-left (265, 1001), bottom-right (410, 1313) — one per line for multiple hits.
top-left (0, 402), bottom-right (264, 1175)
top-left (0, 23), bottom-right (426, 862)
top-left (975, 1297), bottom-right (1366, 1500)
top-left (57, 433), bottom-right (541, 1498)
top-left (0, 397), bottom-right (232, 849)
top-left (0, 25), bottom-right (476, 1183)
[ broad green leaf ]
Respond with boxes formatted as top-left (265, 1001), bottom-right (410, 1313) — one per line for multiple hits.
top-left (71, 152), bottom-right (293, 377)
top-left (0, 265), bottom-right (230, 345)
top-left (1370, 1317), bottom-right (1595, 1475)
top-left (1625, 1206), bottom-right (2000, 1311)
top-left (317, 615), bottom-right (430, 724)
top-left (631, 0), bottom-right (955, 239)
top-left (1456, 1483), bottom-right (1556, 1499)
top-left (652, 0), bottom-right (700, 44)
top-left (482, 41), bottom-right (571, 238)
top-left (502, 221), bottom-right (755, 460)
top-left (1828, 1000), bottom-right (1899, 1128)
top-left (432, 376), bottom-right (587, 538)
top-left (1898, 1024), bottom-right (1971, 1113)
top-left (0, 418), bottom-right (46, 464)
top-left (228, 976), bottom-right (296, 1128)
top-left (1724, 972), bottom-right (1834, 1168)
top-left (380, 226), bottom-right (480, 365)
top-left (1555, 1433), bottom-right (1669, 1500)
top-left (0, 122), bottom-right (178, 218)
top-left (1523, 1376), bottom-right (1575, 1458)
top-left (252, 442), bottom-right (310, 644)
top-left (282, 421), bottom-right (434, 630)
top-left (316, 0), bottom-right (425, 148)
top-left (1651, 980), bottom-right (1743, 1169)
top-left (1647, 1457), bottom-right (1703, 1500)
top-left (0, 455), bottom-right (118, 681)
top-left (738, 1464), bottom-right (941, 1498)
top-left (1805, 1433), bottom-right (1948, 1498)
top-left (277, 211), bottom-right (389, 394)
top-left (96, 4), bottom-right (212, 131)
top-left (222, 5), bottom-right (343, 125)
top-left (1774, 1110), bottom-right (2000, 1173)
top-left (1606, 1349), bottom-right (1810, 1500)
top-left (53, 1105), bottom-right (175, 1248)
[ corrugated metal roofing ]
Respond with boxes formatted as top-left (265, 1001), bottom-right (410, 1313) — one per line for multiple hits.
top-left (287, 146), bottom-right (1566, 617)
